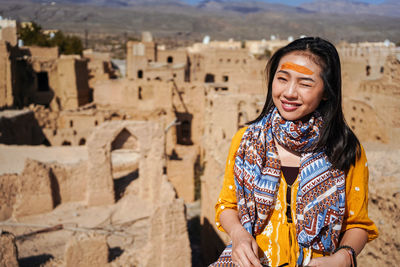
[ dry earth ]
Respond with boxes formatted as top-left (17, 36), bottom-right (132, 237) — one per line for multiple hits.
top-left (357, 143), bottom-right (400, 266)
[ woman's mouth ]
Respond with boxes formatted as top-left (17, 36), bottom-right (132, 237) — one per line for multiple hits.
top-left (281, 100), bottom-right (301, 112)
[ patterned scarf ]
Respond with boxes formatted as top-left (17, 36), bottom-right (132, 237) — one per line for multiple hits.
top-left (211, 107), bottom-right (345, 266)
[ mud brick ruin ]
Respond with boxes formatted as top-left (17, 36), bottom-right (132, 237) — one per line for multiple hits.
top-left (0, 18), bottom-right (399, 266)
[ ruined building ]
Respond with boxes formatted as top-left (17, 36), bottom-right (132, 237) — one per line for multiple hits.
top-left (0, 24), bottom-right (399, 266)
top-left (0, 19), bottom-right (91, 111)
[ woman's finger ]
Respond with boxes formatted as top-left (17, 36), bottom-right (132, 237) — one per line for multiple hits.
top-left (236, 247), bottom-right (253, 267)
top-left (248, 241), bottom-right (262, 267)
top-left (232, 249), bottom-right (245, 267)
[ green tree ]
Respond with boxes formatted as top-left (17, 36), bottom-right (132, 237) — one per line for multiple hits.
top-left (49, 31), bottom-right (83, 55)
top-left (18, 22), bottom-right (50, 47)
top-left (18, 22), bottom-right (83, 55)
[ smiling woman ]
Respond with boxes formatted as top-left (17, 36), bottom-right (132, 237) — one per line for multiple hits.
top-left (210, 37), bottom-right (378, 267)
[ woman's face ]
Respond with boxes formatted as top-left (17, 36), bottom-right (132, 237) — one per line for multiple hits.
top-left (272, 52), bottom-right (325, 121)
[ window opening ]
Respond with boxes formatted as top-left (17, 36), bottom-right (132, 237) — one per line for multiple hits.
top-left (137, 70), bottom-right (143, 79)
top-left (37, 72), bottom-right (50, 92)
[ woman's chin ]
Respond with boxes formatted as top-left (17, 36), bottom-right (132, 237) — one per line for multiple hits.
top-left (278, 110), bottom-right (313, 122)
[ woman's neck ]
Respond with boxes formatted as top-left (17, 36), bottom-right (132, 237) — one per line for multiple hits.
top-left (275, 139), bottom-right (301, 167)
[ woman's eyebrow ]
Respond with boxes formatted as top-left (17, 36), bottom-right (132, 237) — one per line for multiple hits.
top-left (277, 70), bottom-right (290, 75)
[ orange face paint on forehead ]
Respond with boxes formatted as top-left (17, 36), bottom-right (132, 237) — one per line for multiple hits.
top-left (280, 62), bottom-right (314, 75)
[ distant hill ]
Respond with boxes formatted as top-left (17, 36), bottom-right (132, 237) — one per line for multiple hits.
top-left (301, 0), bottom-right (400, 18)
top-left (0, 0), bottom-right (399, 43)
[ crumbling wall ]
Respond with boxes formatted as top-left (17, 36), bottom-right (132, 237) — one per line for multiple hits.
top-left (0, 119), bottom-right (191, 266)
top-left (13, 159), bottom-right (55, 219)
top-left (0, 174), bottom-right (18, 221)
top-left (167, 146), bottom-right (197, 202)
top-left (86, 120), bottom-right (166, 206)
top-left (0, 145), bottom-right (88, 220)
top-left (55, 56), bottom-right (91, 110)
top-left (83, 50), bottom-right (117, 88)
top-left (65, 233), bottom-right (109, 267)
top-left (0, 231), bottom-right (18, 267)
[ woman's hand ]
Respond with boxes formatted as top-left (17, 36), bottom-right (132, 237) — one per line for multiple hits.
top-left (306, 249), bottom-right (351, 267)
top-left (219, 209), bottom-right (262, 267)
top-left (230, 225), bottom-right (262, 267)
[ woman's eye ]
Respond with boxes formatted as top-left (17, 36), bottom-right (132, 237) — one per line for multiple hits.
top-left (278, 77), bottom-right (287, 82)
top-left (300, 83), bottom-right (312, 87)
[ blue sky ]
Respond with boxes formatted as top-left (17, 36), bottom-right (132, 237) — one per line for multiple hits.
top-left (183, 0), bottom-right (386, 6)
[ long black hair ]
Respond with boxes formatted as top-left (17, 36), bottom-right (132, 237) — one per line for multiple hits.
top-left (251, 37), bottom-right (360, 171)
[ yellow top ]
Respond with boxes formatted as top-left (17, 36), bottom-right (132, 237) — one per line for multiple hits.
top-left (215, 127), bottom-right (379, 266)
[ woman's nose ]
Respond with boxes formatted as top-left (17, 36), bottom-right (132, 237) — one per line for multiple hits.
top-left (283, 82), bottom-right (298, 99)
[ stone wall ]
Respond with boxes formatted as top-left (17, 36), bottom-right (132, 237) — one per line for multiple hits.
top-left (0, 231), bottom-right (18, 266)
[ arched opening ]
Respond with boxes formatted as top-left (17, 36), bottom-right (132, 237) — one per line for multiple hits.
top-left (70, 120), bottom-right (73, 128)
top-left (175, 112), bottom-right (193, 145)
top-left (79, 138), bottom-right (86, 145)
top-left (167, 56), bottom-right (173, 63)
top-left (112, 129), bottom-right (138, 151)
top-left (111, 128), bottom-right (140, 201)
top-left (137, 70), bottom-right (143, 79)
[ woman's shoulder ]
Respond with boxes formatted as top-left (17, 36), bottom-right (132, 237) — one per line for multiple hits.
top-left (228, 127), bottom-right (248, 154)
top-left (351, 144), bottom-right (367, 169)
top-left (233, 127), bottom-right (248, 141)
